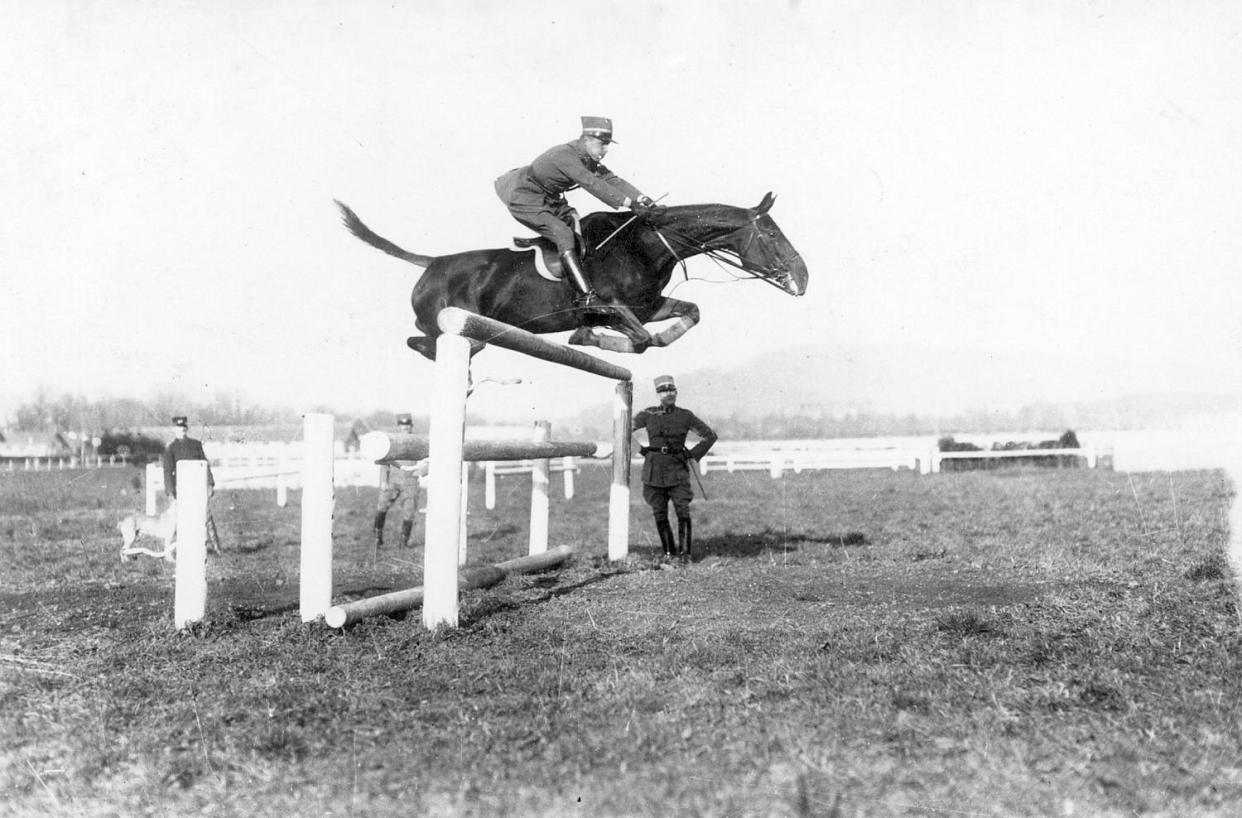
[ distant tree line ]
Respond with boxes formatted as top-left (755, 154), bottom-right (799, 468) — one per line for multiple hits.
top-left (11, 389), bottom-right (1237, 441)
top-left (7, 390), bottom-right (307, 433)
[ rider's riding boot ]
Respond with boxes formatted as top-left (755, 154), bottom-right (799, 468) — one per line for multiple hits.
top-left (560, 250), bottom-right (610, 316)
top-left (373, 511), bottom-right (386, 549)
top-left (656, 520), bottom-right (676, 560)
top-left (400, 519), bottom-right (414, 548)
top-left (677, 517), bottom-right (693, 563)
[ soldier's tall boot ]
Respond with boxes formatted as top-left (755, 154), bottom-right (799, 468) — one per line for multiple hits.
top-left (677, 517), bottom-right (693, 563)
top-left (373, 511), bottom-right (387, 550)
top-left (656, 520), bottom-right (676, 560)
top-left (400, 519), bottom-right (414, 549)
top-left (560, 249), bottom-right (611, 320)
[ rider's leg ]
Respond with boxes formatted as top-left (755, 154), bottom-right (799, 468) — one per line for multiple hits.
top-left (513, 211), bottom-right (605, 310)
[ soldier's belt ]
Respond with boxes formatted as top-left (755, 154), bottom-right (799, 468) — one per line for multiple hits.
top-left (641, 445), bottom-right (685, 455)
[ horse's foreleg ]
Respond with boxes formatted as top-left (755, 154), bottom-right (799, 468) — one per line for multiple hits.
top-left (646, 298), bottom-right (700, 348)
top-left (568, 328), bottom-right (641, 354)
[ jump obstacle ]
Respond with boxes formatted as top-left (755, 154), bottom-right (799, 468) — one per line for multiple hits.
top-left (165, 308), bottom-right (633, 632)
top-left (408, 308), bottom-right (633, 629)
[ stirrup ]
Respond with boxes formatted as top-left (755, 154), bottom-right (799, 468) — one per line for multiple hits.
top-left (574, 290), bottom-right (602, 308)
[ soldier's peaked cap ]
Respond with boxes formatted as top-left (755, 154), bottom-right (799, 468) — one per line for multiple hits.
top-left (580, 116), bottom-right (616, 143)
top-left (396, 413), bottom-right (413, 427)
top-left (172, 416), bottom-right (189, 428)
top-left (654, 375), bottom-right (676, 392)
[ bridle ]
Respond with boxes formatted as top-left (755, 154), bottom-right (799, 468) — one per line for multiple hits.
top-left (650, 212), bottom-right (801, 293)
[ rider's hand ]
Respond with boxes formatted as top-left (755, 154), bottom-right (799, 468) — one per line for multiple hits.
top-left (631, 200), bottom-right (667, 219)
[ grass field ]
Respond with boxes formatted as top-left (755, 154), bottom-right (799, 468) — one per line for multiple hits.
top-left (1, 463), bottom-right (1239, 817)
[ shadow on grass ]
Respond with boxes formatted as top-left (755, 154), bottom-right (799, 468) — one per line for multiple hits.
top-left (703, 528), bottom-right (869, 560)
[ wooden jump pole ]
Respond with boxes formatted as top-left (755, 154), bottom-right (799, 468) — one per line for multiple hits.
top-left (173, 461), bottom-right (208, 630)
top-left (323, 545), bottom-right (575, 628)
top-left (299, 413), bottom-right (335, 622)
top-left (360, 432), bottom-right (596, 463)
top-left (438, 307), bottom-right (632, 380)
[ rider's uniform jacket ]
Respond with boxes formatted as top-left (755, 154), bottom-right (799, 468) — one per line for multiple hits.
top-left (632, 405), bottom-right (717, 488)
top-left (495, 139), bottom-right (642, 215)
top-left (161, 436), bottom-right (215, 499)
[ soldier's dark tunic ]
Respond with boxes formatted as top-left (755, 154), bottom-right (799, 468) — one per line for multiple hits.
top-left (632, 405), bottom-right (717, 521)
top-left (161, 437), bottom-right (214, 499)
top-left (495, 140), bottom-right (643, 255)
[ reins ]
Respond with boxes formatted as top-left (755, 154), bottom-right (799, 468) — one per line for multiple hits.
top-left (592, 202), bottom-right (797, 292)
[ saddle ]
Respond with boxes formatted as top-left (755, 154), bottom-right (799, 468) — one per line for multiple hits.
top-left (510, 236), bottom-right (564, 282)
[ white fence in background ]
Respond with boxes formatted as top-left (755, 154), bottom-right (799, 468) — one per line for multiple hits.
top-left (483, 457), bottom-right (579, 509)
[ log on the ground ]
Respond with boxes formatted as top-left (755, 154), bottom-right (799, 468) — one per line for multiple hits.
top-left (324, 545), bottom-right (575, 628)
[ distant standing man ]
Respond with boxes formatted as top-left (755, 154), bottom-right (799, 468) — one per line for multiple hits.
top-left (632, 375), bottom-right (717, 562)
top-left (494, 116), bottom-right (666, 316)
top-left (161, 416), bottom-right (221, 553)
top-left (374, 414), bottom-right (428, 550)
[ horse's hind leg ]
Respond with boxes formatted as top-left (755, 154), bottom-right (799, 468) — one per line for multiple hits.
top-left (568, 304), bottom-right (654, 353)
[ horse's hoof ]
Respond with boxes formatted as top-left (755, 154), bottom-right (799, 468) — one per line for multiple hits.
top-left (567, 328), bottom-right (595, 346)
top-left (406, 336), bottom-right (436, 359)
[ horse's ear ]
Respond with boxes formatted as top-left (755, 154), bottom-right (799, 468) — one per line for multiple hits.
top-left (756, 192), bottom-right (776, 214)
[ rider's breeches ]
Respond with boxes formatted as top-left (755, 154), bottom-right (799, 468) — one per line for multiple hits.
top-left (376, 485), bottom-right (417, 522)
top-left (642, 482), bottom-right (693, 523)
top-left (508, 208), bottom-right (578, 255)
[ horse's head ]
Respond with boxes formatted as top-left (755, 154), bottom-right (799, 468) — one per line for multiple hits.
top-left (654, 193), bottom-right (807, 297)
top-left (738, 192), bottom-right (807, 297)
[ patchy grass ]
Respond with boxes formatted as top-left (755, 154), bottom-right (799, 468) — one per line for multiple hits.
top-left (1, 464), bottom-right (1239, 816)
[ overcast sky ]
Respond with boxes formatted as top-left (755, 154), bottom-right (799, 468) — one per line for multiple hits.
top-left (3, 1), bottom-right (1239, 425)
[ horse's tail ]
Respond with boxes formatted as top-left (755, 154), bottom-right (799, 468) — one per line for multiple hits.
top-left (334, 200), bottom-right (435, 268)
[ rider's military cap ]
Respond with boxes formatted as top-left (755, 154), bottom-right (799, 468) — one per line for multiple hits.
top-left (580, 116), bottom-right (616, 143)
top-left (654, 375), bottom-right (676, 393)
top-left (172, 416), bottom-right (189, 428)
top-left (396, 413), bottom-right (413, 427)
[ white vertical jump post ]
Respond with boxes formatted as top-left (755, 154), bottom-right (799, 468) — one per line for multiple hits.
top-left (422, 307), bottom-right (633, 629)
top-left (529, 421), bottom-right (551, 556)
top-left (610, 380), bottom-right (633, 561)
top-left (300, 413), bottom-right (335, 622)
top-left (146, 462), bottom-right (161, 515)
top-left (458, 461), bottom-right (470, 567)
top-left (174, 461), bottom-right (208, 630)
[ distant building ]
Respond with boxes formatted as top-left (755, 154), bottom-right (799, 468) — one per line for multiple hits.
top-left (0, 431), bottom-right (73, 459)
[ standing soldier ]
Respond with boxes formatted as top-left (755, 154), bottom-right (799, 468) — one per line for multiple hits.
top-left (161, 415), bottom-right (221, 553)
top-left (494, 116), bottom-right (666, 317)
top-left (632, 375), bottom-right (717, 563)
top-left (373, 414), bottom-right (427, 550)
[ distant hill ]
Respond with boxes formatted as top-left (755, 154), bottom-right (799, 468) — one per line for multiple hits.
top-left (559, 341), bottom-right (1241, 436)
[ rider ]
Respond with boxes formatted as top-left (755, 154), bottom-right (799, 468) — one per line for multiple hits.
top-left (495, 116), bottom-right (666, 316)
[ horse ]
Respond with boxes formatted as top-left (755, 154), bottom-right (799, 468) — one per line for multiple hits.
top-left (334, 193), bottom-right (807, 357)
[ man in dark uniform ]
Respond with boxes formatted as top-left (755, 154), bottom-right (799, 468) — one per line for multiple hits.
top-left (161, 415), bottom-right (221, 553)
top-left (373, 414), bottom-right (427, 550)
top-left (632, 375), bottom-right (717, 562)
top-left (495, 116), bottom-right (666, 316)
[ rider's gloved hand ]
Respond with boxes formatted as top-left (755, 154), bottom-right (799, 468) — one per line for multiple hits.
top-left (630, 197), bottom-right (667, 219)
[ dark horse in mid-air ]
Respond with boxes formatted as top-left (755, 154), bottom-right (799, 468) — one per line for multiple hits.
top-left (335, 193), bottom-right (807, 358)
